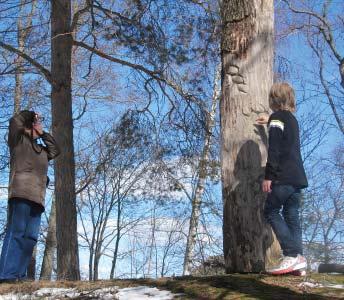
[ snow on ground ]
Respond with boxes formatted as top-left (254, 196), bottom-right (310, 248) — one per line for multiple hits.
top-left (0, 286), bottom-right (182, 300)
top-left (117, 286), bottom-right (180, 299)
top-left (298, 282), bottom-right (344, 289)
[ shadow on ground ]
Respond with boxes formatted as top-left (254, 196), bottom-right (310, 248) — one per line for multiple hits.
top-left (130, 274), bottom-right (344, 300)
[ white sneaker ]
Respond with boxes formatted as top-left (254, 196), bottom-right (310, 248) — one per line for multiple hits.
top-left (267, 256), bottom-right (298, 275)
top-left (293, 254), bottom-right (307, 271)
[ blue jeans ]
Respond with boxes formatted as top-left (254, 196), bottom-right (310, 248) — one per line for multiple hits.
top-left (264, 185), bottom-right (303, 257)
top-left (0, 198), bottom-right (42, 280)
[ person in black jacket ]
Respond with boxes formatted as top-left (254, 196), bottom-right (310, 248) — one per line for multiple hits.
top-left (257, 82), bottom-right (308, 275)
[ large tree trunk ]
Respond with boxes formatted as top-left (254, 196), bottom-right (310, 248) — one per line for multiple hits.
top-left (40, 197), bottom-right (57, 280)
top-left (183, 65), bottom-right (221, 276)
top-left (221, 0), bottom-right (280, 273)
top-left (51, 0), bottom-right (80, 280)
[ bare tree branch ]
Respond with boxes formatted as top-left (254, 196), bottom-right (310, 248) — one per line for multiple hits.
top-left (0, 41), bottom-right (53, 84)
top-left (73, 40), bottom-right (206, 110)
top-left (307, 36), bottom-right (344, 134)
top-left (282, 0), bottom-right (342, 63)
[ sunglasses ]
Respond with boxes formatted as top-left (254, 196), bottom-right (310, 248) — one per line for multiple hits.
top-left (35, 115), bottom-right (45, 123)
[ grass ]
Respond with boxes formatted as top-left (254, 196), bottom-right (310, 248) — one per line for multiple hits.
top-left (0, 273), bottom-right (343, 299)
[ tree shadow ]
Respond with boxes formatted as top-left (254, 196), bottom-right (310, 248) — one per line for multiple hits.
top-left (131, 275), bottom-right (340, 300)
top-left (223, 140), bottom-right (275, 273)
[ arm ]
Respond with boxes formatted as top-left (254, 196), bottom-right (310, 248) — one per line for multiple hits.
top-left (265, 117), bottom-right (284, 181)
top-left (8, 110), bottom-right (35, 148)
top-left (256, 114), bottom-right (270, 125)
top-left (40, 132), bottom-right (61, 160)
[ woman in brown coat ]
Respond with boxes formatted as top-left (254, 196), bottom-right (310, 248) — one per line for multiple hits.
top-left (0, 110), bottom-right (60, 282)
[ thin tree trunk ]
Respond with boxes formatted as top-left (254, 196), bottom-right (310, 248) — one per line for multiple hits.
top-left (40, 198), bottom-right (57, 280)
top-left (14, 16), bottom-right (23, 114)
top-left (221, 0), bottom-right (280, 273)
top-left (110, 200), bottom-right (121, 279)
top-left (51, 0), bottom-right (80, 280)
top-left (93, 251), bottom-right (100, 281)
top-left (147, 205), bottom-right (156, 277)
top-left (88, 251), bottom-right (93, 280)
top-left (16, 2), bottom-right (37, 279)
top-left (14, 0), bottom-right (34, 113)
top-left (183, 65), bottom-right (221, 275)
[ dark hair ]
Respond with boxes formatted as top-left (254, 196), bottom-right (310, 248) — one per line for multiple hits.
top-left (19, 110), bottom-right (36, 129)
top-left (18, 110), bottom-right (43, 154)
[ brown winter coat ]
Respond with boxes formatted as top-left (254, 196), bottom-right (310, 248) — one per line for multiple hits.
top-left (8, 112), bottom-right (60, 209)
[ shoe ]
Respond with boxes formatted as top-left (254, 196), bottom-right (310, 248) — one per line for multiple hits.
top-left (267, 256), bottom-right (299, 275)
top-left (293, 254), bottom-right (307, 271)
top-left (288, 269), bottom-right (306, 276)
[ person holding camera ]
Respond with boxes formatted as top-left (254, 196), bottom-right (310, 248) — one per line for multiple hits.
top-left (0, 110), bottom-right (60, 283)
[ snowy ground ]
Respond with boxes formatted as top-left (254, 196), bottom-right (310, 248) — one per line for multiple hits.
top-left (0, 280), bottom-right (342, 299)
top-left (0, 286), bottom-right (182, 300)
top-left (298, 282), bottom-right (344, 289)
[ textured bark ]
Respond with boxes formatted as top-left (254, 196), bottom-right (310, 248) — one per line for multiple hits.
top-left (221, 0), bottom-right (280, 273)
top-left (40, 197), bottom-right (57, 280)
top-left (51, 0), bottom-right (80, 280)
top-left (183, 65), bottom-right (221, 276)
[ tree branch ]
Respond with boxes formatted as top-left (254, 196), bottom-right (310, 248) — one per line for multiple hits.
top-left (282, 0), bottom-right (342, 63)
top-left (71, 3), bottom-right (91, 31)
top-left (0, 41), bottom-right (53, 84)
top-left (307, 37), bottom-right (344, 134)
top-left (73, 40), bottom-right (206, 110)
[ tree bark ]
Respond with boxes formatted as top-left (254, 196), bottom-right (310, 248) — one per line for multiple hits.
top-left (14, 15), bottom-right (24, 114)
top-left (14, 0), bottom-right (34, 113)
top-left (51, 0), bottom-right (80, 280)
top-left (221, 0), bottom-right (280, 273)
top-left (110, 200), bottom-right (122, 279)
top-left (183, 65), bottom-right (221, 275)
top-left (40, 197), bottom-right (57, 280)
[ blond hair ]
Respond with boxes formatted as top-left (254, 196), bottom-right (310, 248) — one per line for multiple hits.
top-left (269, 82), bottom-right (296, 112)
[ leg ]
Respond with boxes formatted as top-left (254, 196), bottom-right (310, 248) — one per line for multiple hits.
top-left (0, 200), bottom-right (30, 280)
top-left (282, 190), bottom-right (302, 256)
top-left (18, 204), bottom-right (42, 279)
top-left (264, 185), bottom-right (297, 257)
